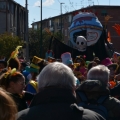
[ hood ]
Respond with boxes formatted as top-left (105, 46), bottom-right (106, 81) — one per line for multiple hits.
top-left (76, 80), bottom-right (110, 99)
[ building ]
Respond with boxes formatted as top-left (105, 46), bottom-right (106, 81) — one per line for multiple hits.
top-left (0, 0), bottom-right (27, 40)
top-left (31, 5), bottom-right (120, 52)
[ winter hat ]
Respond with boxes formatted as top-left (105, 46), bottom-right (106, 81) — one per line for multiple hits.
top-left (101, 58), bottom-right (113, 66)
top-left (61, 52), bottom-right (73, 65)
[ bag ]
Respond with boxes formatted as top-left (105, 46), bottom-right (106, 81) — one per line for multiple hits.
top-left (77, 91), bottom-right (108, 119)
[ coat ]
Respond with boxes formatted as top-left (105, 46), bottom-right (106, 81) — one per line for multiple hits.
top-left (76, 80), bottom-right (120, 120)
top-left (10, 91), bottom-right (34, 111)
top-left (17, 87), bottom-right (105, 120)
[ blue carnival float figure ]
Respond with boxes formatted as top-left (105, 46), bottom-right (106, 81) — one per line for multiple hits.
top-left (52, 12), bottom-right (112, 61)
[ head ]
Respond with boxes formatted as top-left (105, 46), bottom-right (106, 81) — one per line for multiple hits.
top-left (107, 63), bottom-right (118, 80)
top-left (8, 58), bottom-right (21, 71)
top-left (0, 88), bottom-right (17, 120)
top-left (87, 65), bottom-right (110, 85)
top-left (37, 62), bottom-right (76, 92)
top-left (87, 61), bottom-right (97, 71)
top-left (0, 71), bottom-right (25, 94)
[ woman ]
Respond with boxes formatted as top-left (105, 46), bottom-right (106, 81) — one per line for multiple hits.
top-left (0, 68), bottom-right (34, 111)
top-left (0, 87), bottom-right (17, 120)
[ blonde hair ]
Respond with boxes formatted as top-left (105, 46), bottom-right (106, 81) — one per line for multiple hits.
top-left (0, 88), bottom-right (17, 120)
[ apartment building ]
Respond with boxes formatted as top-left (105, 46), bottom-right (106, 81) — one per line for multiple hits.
top-left (31, 5), bottom-right (120, 52)
top-left (0, 0), bottom-right (27, 40)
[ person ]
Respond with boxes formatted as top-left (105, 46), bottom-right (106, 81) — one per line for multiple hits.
top-left (17, 62), bottom-right (105, 120)
top-left (0, 68), bottom-right (34, 111)
top-left (76, 65), bottom-right (120, 120)
top-left (0, 60), bottom-right (7, 72)
top-left (0, 87), bottom-right (17, 120)
top-left (87, 61), bottom-right (97, 71)
top-left (8, 58), bottom-right (21, 71)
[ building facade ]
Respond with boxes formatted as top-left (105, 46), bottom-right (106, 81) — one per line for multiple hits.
top-left (31, 5), bottom-right (120, 52)
top-left (0, 0), bottom-right (27, 40)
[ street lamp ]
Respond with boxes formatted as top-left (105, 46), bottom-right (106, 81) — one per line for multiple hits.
top-left (60, 3), bottom-right (64, 36)
top-left (40, 0), bottom-right (42, 57)
top-left (25, 0), bottom-right (29, 61)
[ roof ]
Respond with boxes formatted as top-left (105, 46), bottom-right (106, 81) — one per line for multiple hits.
top-left (31, 5), bottom-right (120, 25)
top-left (11, 0), bottom-right (26, 10)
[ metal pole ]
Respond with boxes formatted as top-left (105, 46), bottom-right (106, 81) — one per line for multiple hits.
top-left (40, 0), bottom-right (42, 57)
top-left (25, 0), bottom-right (29, 61)
top-left (60, 3), bottom-right (64, 37)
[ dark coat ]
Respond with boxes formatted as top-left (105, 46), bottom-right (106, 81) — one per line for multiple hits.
top-left (17, 87), bottom-right (105, 120)
top-left (10, 91), bottom-right (34, 111)
top-left (76, 80), bottom-right (120, 120)
top-left (110, 83), bottom-right (120, 97)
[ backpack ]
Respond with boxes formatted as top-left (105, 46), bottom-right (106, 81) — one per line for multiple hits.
top-left (77, 91), bottom-right (108, 120)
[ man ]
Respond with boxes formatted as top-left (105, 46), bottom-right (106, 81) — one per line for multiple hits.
top-left (76, 65), bottom-right (120, 120)
top-left (17, 62), bottom-right (105, 120)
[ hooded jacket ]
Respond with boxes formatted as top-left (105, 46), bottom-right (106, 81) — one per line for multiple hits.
top-left (76, 80), bottom-right (120, 120)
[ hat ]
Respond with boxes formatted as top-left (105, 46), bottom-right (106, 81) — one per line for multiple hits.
top-left (25, 56), bottom-right (43, 73)
top-left (61, 52), bottom-right (72, 65)
top-left (101, 58), bottom-right (113, 66)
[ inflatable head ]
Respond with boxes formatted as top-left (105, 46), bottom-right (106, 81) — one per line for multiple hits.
top-left (69, 12), bottom-right (103, 50)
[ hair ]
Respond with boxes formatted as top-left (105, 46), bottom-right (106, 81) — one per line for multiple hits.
top-left (0, 61), bottom-right (7, 68)
top-left (0, 71), bottom-right (24, 90)
top-left (87, 61), bottom-right (97, 71)
top-left (0, 88), bottom-right (17, 120)
top-left (37, 62), bottom-right (76, 90)
top-left (37, 60), bottom-right (49, 73)
top-left (87, 65), bottom-right (110, 85)
top-left (8, 58), bottom-right (21, 71)
top-left (107, 63), bottom-right (118, 71)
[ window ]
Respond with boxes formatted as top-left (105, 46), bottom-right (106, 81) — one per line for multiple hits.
top-left (68, 15), bottom-right (72, 22)
top-left (34, 24), bottom-right (37, 30)
top-left (101, 10), bottom-right (108, 16)
top-left (65, 29), bottom-right (67, 36)
top-left (0, 2), bottom-right (6, 10)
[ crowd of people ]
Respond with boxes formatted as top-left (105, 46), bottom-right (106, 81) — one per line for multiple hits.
top-left (0, 50), bottom-right (120, 120)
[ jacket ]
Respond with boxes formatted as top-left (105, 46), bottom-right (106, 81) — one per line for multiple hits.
top-left (17, 87), bottom-right (105, 120)
top-left (10, 91), bottom-right (34, 111)
top-left (76, 80), bottom-right (120, 120)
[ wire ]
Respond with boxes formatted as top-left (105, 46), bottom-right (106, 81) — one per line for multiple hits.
top-left (68, 0), bottom-right (76, 11)
top-left (97, 0), bottom-right (99, 5)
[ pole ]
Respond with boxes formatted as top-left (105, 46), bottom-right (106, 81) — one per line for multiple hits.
top-left (60, 3), bottom-right (64, 37)
top-left (40, 0), bottom-right (42, 57)
top-left (6, 1), bottom-right (8, 31)
top-left (25, 0), bottom-right (29, 61)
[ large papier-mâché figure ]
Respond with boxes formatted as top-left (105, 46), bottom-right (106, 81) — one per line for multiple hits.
top-left (53, 12), bottom-right (110, 61)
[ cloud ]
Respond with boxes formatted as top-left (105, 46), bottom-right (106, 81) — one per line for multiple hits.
top-left (34, 0), bottom-right (55, 7)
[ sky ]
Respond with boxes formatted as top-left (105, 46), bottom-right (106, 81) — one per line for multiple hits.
top-left (14, 0), bottom-right (120, 27)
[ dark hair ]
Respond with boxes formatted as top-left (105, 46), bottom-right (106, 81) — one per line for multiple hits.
top-left (88, 61), bottom-right (97, 71)
top-left (0, 72), bottom-right (24, 89)
top-left (107, 63), bottom-right (118, 71)
top-left (0, 61), bottom-right (7, 68)
top-left (8, 58), bottom-right (21, 71)
top-left (0, 68), bottom-right (8, 76)
top-left (0, 88), bottom-right (17, 120)
top-left (38, 60), bottom-right (49, 73)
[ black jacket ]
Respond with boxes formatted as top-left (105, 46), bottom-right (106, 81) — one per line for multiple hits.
top-left (17, 87), bottom-right (105, 120)
top-left (11, 91), bottom-right (34, 111)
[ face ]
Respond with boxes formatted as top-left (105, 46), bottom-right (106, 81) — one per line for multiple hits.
top-left (92, 62), bottom-right (97, 67)
top-left (76, 36), bottom-right (87, 52)
top-left (10, 76), bottom-right (25, 94)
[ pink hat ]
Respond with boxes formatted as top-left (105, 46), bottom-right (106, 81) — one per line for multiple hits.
top-left (101, 58), bottom-right (113, 66)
